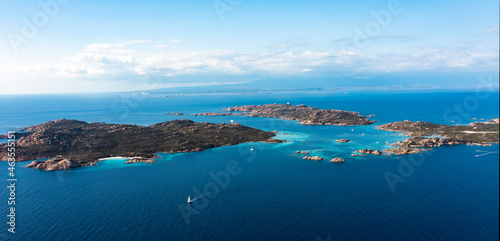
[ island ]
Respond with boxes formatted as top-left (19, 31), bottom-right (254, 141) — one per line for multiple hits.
top-left (191, 112), bottom-right (234, 116)
top-left (303, 156), bottom-right (325, 161)
top-left (336, 139), bottom-right (351, 143)
top-left (330, 158), bottom-right (346, 163)
top-left (293, 150), bottom-right (346, 162)
top-left (379, 119), bottom-right (499, 144)
top-left (376, 119), bottom-right (499, 154)
top-left (217, 103), bottom-right (375, 126)
top-left (0, 119), bottom-right (282, 171)
top-left (355, 149), bottom-right (384, 155)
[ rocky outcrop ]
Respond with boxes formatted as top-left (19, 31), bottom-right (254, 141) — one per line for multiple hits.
top-left (378, 120), bottom-right (498, 144)
top-left (191, 112), bottom-right (235, 116)
top-left (295, 151), bottom-right (309, 155)
top-left (261, 138), bottom-right (285, 143)
top-left (336, 139), bottom-right (351, 143)
top-left (221, 104), bottom-right (375, 126)
top-left (165, 113), bottom-right (184, 116)
top-left (125, 157), bottom-right (155, 164)
top-left (330, 158), bottom-right (346, 162)
top-left (25, 155), bottom-right (95, 171)
top-left (355, 149), bottom-right (384, 155)
top-left (382, 148), bottom-right (427, 155)
top-left (393, 137), bottom-right (468, 148)
top-left (473, 118), bottom-right (500, 125)
top-left (303, 156), bottom-right (325, 161)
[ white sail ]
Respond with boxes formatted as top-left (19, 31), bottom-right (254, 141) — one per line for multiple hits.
top-left (187, 196), bottom-right (191, 203)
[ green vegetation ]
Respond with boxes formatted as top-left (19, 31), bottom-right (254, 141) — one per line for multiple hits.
top-left (221, 104), bottom-right (375, 126)
top-left (378, 120), bottom-right (499, 144)
top-left (0, 119), bottom-right (280, 164)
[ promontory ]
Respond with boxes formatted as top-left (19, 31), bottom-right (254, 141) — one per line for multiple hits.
top-left (0, 119), bottom-right (282, 170)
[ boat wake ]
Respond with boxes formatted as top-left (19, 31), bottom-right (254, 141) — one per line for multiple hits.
top-left (187, 195), bottom-right (205, 203)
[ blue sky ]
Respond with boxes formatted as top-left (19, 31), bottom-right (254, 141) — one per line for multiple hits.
top-left (0, 0), bottom-right (498, 94)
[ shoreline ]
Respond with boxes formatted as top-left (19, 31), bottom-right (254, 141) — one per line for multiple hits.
top-left (0, 119), bottom-right (282, 171)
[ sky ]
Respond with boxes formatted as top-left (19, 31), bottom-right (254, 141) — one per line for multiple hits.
top-left (0, 0), bottom-right (498, 94)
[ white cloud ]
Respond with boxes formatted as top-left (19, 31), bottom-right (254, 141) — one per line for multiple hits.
top-left (169, 39), bottom-right (181, 42)
top-left (9, 40), bottom-right (499, 81)
top-left (485, 27), bottom-right (499, 34)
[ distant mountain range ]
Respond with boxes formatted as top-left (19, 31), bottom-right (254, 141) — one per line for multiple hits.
top-left (148, 72), bottom-right (499, 95)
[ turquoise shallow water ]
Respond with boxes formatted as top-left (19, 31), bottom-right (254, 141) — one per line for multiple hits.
top-left (0, 91), bottom-right (498, 240)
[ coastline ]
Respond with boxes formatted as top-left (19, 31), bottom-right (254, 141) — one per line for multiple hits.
top-left (0, 119), bottom-right (282, 171)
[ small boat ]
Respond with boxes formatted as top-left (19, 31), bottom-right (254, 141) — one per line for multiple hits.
top-left (187, 196), bottom-right (193, 203)
top-left (250, 145), bottom-right (254, 151)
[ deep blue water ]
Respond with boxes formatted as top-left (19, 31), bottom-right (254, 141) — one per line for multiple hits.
top-left (0, 91), bottom-right (498, 240)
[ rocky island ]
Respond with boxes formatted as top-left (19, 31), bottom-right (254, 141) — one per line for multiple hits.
top-left (375, 119), bottom-right (499, 154)
top-left (379, 120), bottom-right (499, 144)
top-left (355, 149), bottom-right (384, 155)
top-left (219, 103), bottom-right (375, 126)
top-left (0, 119), bottom-right (282, 171)
top-left (125, 157), bottom-right (155, 164)
top-left (191, 112), bottom-right (234, 116)
top-left (293, 150), bottom-right (346, 162)
top-left (330, 158), bottom-right (346, 163)
top-left (303, 156), bottom-right (325, 161)
top-left (336, 139), bottom-right (351, 143)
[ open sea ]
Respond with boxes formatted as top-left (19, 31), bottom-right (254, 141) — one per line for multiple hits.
top-left (0, 91), bottom-right (498, 240)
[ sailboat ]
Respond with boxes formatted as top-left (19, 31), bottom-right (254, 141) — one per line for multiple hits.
top-left (250, 145), bottom-right (254, 151)
top-left (187, 196), bottom-right (193, 203)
